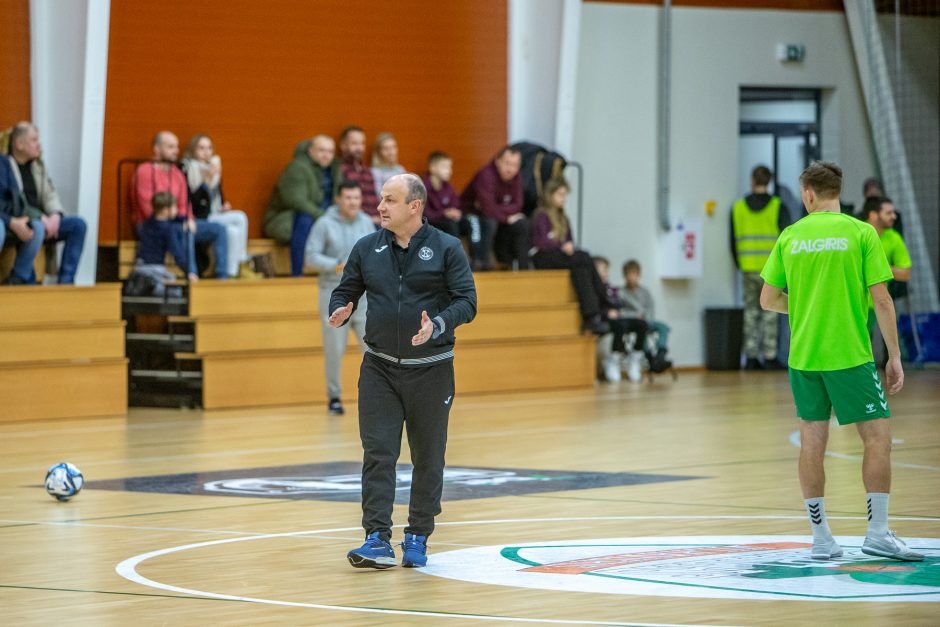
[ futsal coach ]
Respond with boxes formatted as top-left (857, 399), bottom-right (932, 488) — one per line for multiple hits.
top-left (328, 173), bottom-right (477, 569)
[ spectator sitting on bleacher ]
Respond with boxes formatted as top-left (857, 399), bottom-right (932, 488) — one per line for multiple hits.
top-left (460, 145), bottom-right (529, 271)
top-left (305, 180), bottom-right (376, 416)
top-left (339, 126), bottom-right (380, 224)
top-left (422, 151), bottom-right (469, 240)
top-left (370, 132), bottom-right (405, 199)
top-left (619, 259), bottom-right (672, 373)
top-left (182, 134), bottom-right (258, 279)
top-left (133, 131), bottom-right (229, 279)
top-left (134, 191), bottom-right (198, 294)
top-left (594, 255), bottom-right (649, 382)
top-left (0, 155), bottom-right (44, 285)
top-left (265, 134), bottom-right (343, 277)
top-left (530, 177), bottom-right (608, 335)
top-left (5, 122), bottom-right (86, 284)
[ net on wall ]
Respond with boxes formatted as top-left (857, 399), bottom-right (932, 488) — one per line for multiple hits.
top-left (846, 0), bottom-right (940, 315)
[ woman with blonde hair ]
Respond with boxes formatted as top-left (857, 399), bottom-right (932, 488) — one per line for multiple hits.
top-left (182, 134), bottom-right (258, 278)
top-left (370, 132), bottom-right (405, 198)
top-left (530, 177), bottom-right (609, 335)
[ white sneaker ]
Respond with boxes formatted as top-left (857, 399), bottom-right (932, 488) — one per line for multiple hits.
top-left (862, 530), bottom-right (924, 561)
top-left (811, 536), bottom-right (843, 560)
top-left (603, 355), bottom-right (622, 382)
top-left (626, 351), bottom-right (643, 382)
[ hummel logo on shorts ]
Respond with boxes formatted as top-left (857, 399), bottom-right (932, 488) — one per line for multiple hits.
top-left (866, 403), bottom-right (876, 413)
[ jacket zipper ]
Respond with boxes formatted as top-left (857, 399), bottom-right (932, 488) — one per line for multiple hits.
top-left (397, 271), bottom-right (403, 365)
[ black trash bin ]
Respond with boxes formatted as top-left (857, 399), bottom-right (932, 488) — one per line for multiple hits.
top-left (705, 308), bottom-right (743, 370)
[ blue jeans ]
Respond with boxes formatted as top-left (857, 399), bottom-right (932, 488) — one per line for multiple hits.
top-left (291, 212), bottom-right (315, 277)
top-left (194, 219), bottom-right (228, 278)
top-left (50, 215), bottom-right (86, 284)
top-left (1, 219), bottom-right (45, 284)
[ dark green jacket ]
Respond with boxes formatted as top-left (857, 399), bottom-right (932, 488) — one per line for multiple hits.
top-left (263, 140), bottom-right (343, 243)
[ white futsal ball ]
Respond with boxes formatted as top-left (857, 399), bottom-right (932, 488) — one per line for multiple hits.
top-left (45, 462), bottom-right (84, 501)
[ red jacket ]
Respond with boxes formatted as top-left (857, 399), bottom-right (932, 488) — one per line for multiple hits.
top-left (132, 162), bottom-right (191, 223)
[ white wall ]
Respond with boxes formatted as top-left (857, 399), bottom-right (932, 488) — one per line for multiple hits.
top-left (572, 4), bottom-right (878, 366)
top-left (509, 0), bottom-right (565, 146)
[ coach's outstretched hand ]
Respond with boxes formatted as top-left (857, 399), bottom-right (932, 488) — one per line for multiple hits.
top-left (412, 310), bottom-right (433, 346)
top-left (329, 302), bottom-right (354, 328)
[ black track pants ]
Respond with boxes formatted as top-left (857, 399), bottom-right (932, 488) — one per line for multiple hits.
top-left (358, 354), bottom-right (455, 538)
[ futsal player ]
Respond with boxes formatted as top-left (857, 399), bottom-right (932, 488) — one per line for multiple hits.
top-left (759, 161), bottom-right (922, 562)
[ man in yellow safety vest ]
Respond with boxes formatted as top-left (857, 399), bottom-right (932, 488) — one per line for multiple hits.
top-left (730, 165), bottom-right (791, 370)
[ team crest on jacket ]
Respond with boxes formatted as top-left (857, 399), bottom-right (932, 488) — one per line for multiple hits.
top-left (419, 246), bottom-right (434, 261)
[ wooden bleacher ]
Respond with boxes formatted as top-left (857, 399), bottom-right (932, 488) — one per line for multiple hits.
top-left (163, 270), bottom-right (594, 409)
top-left (0, 271), bottom-right (593, 418)
top-left (114, 238), bottom-right (299, 279)
top-left (0, 284), bottom-right (127, 422)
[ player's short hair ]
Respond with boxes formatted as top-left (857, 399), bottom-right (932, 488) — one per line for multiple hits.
top-left (862, 196), bottom-right (893, 219)
top-left (428, 151), bottom-right (451, 166)
top-left (623, 259), bottom-right (641, 274)
top-left (799, 161), bottom-right (843, 200)
top-left (152, 191), bottom-right (176, 213)
top-left (751, 165), bottom-right (772, 187)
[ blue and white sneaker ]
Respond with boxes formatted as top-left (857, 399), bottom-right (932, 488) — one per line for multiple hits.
top-left (401, 533), bottom-right (428, 568)
top-left (347, 531), bottom-right (396, 569)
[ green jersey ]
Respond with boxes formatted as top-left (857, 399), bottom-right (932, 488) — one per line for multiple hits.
top-left (880, 227), bottom-right (911, 269)
top-left (866, 228), bottom-right (911, 309)
top-left (761, 211), bottom-right (892, 371)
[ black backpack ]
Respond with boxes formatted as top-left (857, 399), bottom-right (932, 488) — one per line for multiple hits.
top-left (123, 271), bottom-right (158, 297)
top-left (512, 142), bottom-right (567, 216)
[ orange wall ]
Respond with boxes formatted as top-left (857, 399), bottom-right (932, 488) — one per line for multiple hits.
top-left (0, 0), bottom-right (31, 125)
top-left (100, 0), bottom-right (507, 241)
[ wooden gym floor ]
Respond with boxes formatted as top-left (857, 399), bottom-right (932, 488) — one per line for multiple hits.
top-left (1, 369), bottom-right (938, 626)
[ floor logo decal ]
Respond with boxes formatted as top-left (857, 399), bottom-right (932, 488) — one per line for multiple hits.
top-left (422, 535), bottom-right (940, 602)
top-left (90, 462), bottom-right (697, 502)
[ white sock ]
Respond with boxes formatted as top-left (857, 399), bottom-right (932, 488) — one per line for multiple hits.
top-left (804, 497), bottom-right (833, 540)
top-left (867, 492), bottom-right (889, 536)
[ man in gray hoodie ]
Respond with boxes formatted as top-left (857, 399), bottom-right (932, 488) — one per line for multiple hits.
top-left (306, 180), bottom-right (376, 414)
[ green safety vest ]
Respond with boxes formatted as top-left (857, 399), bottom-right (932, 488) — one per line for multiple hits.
top-left (733, 196), bottom-right (781, 272)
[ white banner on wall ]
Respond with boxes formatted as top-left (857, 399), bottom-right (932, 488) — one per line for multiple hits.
top-left (658, 218), bottom-right (702, 279)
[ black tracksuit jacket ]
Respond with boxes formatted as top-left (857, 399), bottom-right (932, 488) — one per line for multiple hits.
top-left (329, 220), bottom-right (477, 366)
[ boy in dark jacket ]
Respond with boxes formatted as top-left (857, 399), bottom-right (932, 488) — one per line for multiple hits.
top-left (134, 192), bottom-right (197, 294)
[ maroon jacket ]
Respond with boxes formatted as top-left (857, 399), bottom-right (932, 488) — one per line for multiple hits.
top-left (530, 210), bottom-right (572, 252)
top-left (341, 157), bottom-right (379, 216)
top-left (421, 172), bottom-right (459, 223)
top-left (459, 160), bottom-right (523, 224)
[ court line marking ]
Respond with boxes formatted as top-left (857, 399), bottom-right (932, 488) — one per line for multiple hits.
top-left (116, 515), bottom-right (940, 624)
top-left (788, 430), bottom-right (940, 472)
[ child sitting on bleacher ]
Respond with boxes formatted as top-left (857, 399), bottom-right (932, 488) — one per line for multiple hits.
top-left (619, 259), bottom-right (672, 373)
top-left (133, 191), bottom-right (198, 295)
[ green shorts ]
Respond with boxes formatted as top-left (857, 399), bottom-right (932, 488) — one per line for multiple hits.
top-left (788, 362), bottom-right (890, 425)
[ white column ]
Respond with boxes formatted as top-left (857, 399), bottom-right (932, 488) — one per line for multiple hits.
top-left (553, 0), bottom-right (581, 158)
top-left (29, 0), bottom-right (110, 286)
top-left (508, 0), bottom-right (564, 146)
